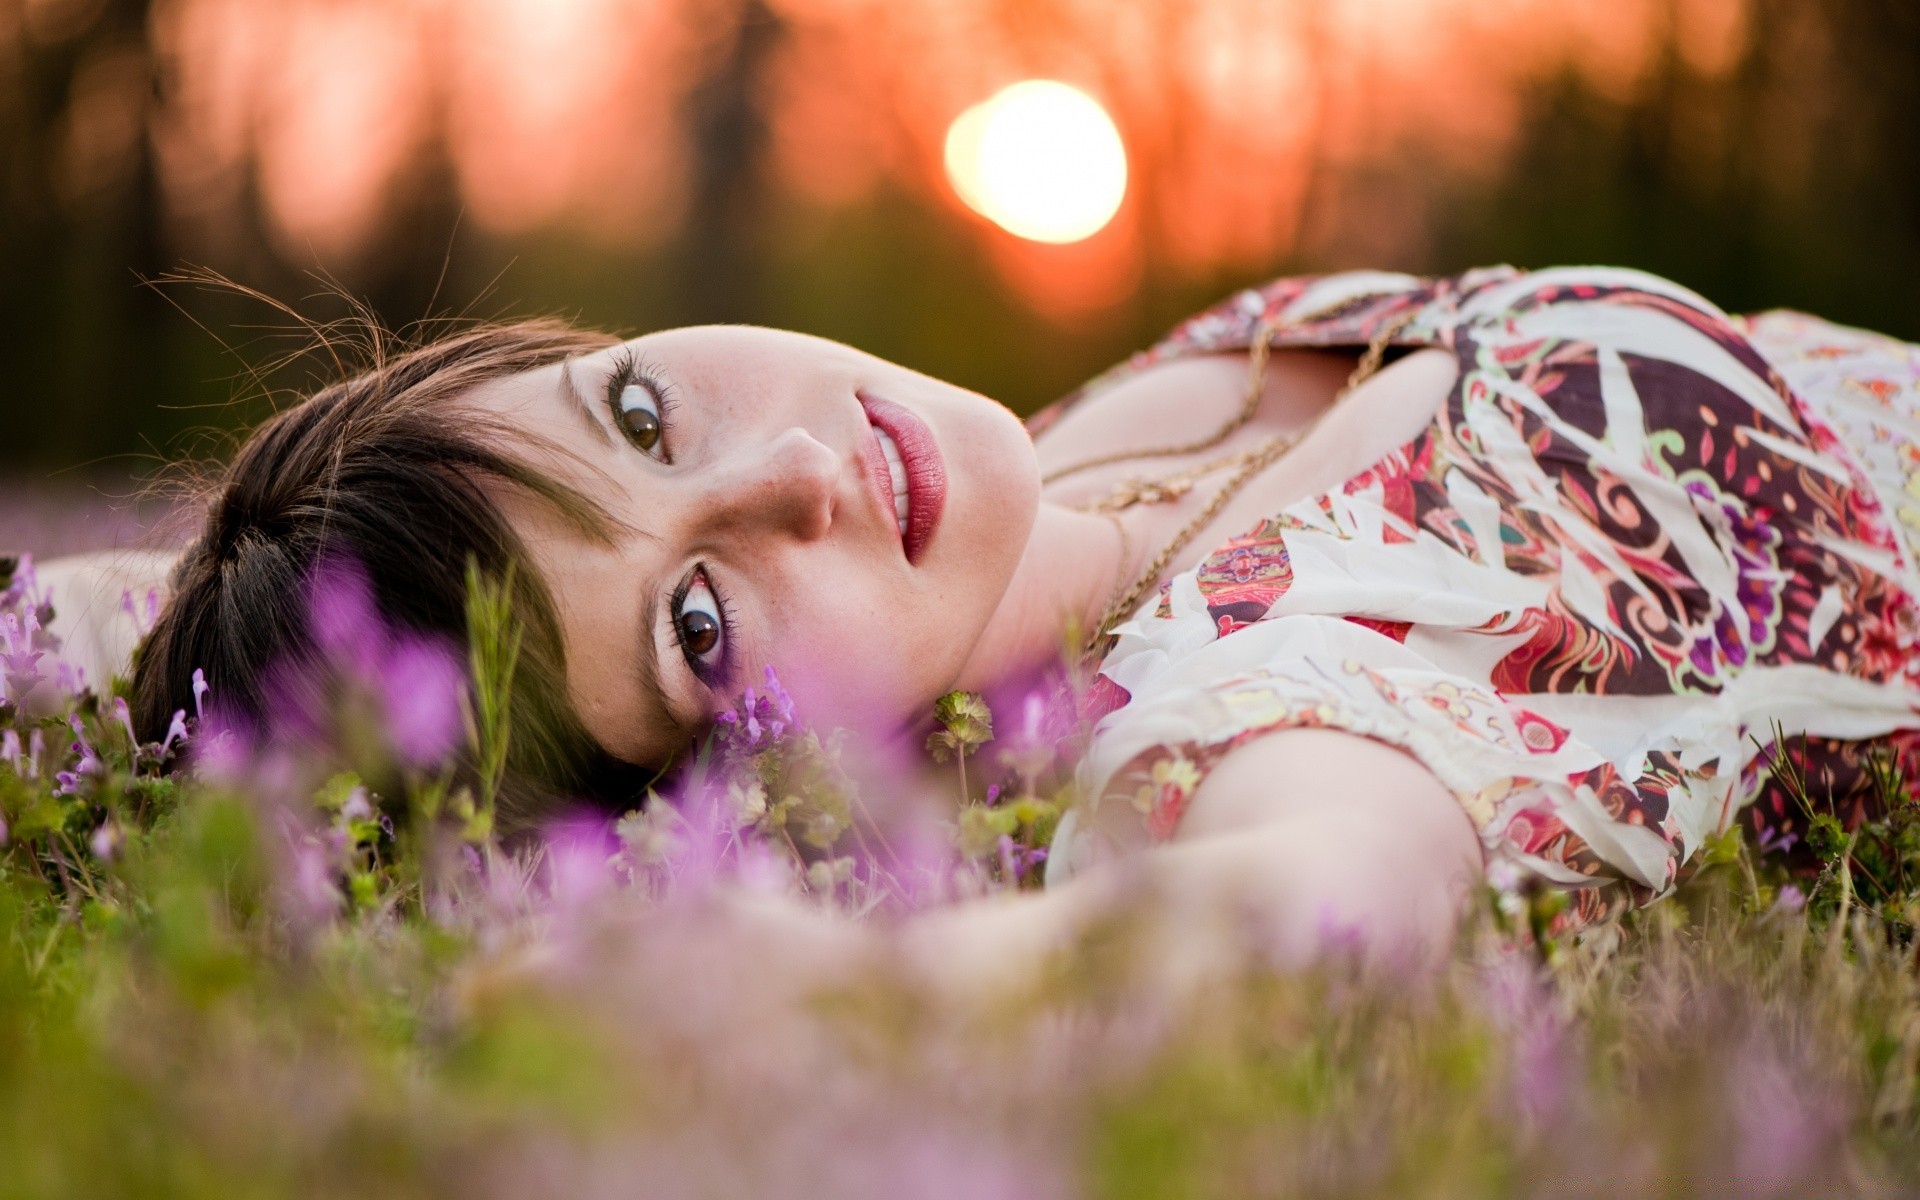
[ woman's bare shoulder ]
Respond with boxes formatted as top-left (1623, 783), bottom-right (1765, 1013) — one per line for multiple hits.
top-left (1178, 727), bottom-right (1482, 870)
top-left (30, 548), bottom-right (182, 690)
top-left (1032, 348), bottom-right (1355, 472)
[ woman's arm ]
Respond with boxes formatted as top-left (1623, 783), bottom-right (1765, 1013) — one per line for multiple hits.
top-left (499, 731), bottom-right (1484, 1031)
top-left (896, 729), bottom-right (1484, 1004)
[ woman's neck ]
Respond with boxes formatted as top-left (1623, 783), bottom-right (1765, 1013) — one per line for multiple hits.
top-left (952, 502), bottom-right (1134, 696)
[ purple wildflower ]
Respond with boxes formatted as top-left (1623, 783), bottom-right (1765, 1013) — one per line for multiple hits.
top-left (88, 822), bottom-right (120, 862)
top-left (308, 555), bottom-right (384, 676)
top-left (832, 1126), bottom-right (1060, 1200)
top-left (0, 608), bottom-right (46, 702)
top-left (990, 834), bottom-right (1048, 885)
top-left (190, 668), bottom-right (209, 720)
top-left (119, 587), bottom-right (160, 637)
top-left (1482, 953), bottom-right (1575, 1130)
top-left (761, 664), bottom-right (796, 727)
top-left (55, 713), bottom-right (100, 796)
top-left (379, 636), bottom-right (467, 768)
top-left (716, 665), bottom-right (800, 754)
top-left (53, 661), bottom-right (86, 697)
top-left (1773, 883), bottom-right (1807, 914)
top-left (995, 686), bottom-right (1066, 788)
top-left (1313, 903), bottom-right (1372, 960)
top-left (0, 729), bottom-right (19, 772)
top-left (68, 713), bottom-right (97, 771)
top-left (1729, 1037), bottom-right (1843, 1193)
top-left (1021, 692), bottom-right (1046, 743)
top-left (884, 817), bottom-right (964, 911)
top-left (254, 555), bottom-right (470, 769)
top-left (278, 818), bottom-right (343, 926)
top-left (1510, 1005), bottom-right (1570, 1127)
top-left (111, 696), bottom-right (138, 749)
top-left (544, 818), bottom-right (619, 912)
top-left (159, 709), bottom-right (190, 758)
top-left (316, 560), bottom-right (467, 767)
top-left (6, 554), bottom-right (38, 603)
top-left (188, 713), bottom-right (253, 786)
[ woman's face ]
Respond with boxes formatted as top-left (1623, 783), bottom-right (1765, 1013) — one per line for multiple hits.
top-left (463, 326), bottom-right (1040, 767)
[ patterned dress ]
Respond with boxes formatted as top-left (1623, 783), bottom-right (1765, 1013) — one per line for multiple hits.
top-left (1043, 266), bottom-right (1920, 926)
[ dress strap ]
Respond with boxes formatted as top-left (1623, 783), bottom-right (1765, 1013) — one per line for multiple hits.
top-left (1026, 267), bottom-right (1514, 438)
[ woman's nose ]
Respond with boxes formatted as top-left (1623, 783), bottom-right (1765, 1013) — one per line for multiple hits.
top-left (705, 426), bottom-right (839, 541)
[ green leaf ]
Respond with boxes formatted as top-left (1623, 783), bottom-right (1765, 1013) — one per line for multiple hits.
top-left (464, 559), bottom-right (524, 818)
top-left (1698, 826), bottom-right (1743, 868)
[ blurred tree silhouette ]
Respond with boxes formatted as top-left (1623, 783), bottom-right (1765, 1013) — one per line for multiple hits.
top-left (0, 0), bottom-right (1915, 483)
top-left (0, 0), bottom-right (472, 478)
top-left (1429, 0), bottom-right (1920, 337)
top-left (673, 0), bottom-right (785, 325)
top-left (1, 0), bottom-right (167, 472)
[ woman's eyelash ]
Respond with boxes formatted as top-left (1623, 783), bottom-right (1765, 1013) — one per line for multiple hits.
top-left (604, 349), bottom-right (678, 453)
top-left (668, 568), bottom-right (739, 690)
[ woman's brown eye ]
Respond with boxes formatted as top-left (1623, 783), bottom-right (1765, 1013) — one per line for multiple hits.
top-left (618, 384), bottom-right (662, 451)
top-left (680, 610), bottom-right (719, 656)
top-left (676, 570), bottom-right (726, 671)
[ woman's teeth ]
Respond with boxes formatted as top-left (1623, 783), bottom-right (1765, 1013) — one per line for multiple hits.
top-left (876, 426), bottom-right (910, 537)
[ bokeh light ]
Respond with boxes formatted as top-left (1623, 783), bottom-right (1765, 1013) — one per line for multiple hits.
top-left (943, 80), bottom-right (1127, 245)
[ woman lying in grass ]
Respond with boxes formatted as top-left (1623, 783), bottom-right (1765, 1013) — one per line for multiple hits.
top-left (101, 265), bottom-right (1920, 984)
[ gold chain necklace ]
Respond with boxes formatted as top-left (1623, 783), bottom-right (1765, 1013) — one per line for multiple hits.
top-left (1041, 316), bottom-right (1283, 488)
top-left (1073, 310), bottom-right (1420, 666)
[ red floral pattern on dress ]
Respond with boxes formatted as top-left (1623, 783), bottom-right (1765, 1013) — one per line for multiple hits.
top-left (1048, 267), bottom-right (1920, 920)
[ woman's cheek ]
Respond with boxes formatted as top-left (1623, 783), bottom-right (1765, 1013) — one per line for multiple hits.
top-left (765, 540), bottom-right (961, 733)
top-left (770, 617), bottom-right (926, 735)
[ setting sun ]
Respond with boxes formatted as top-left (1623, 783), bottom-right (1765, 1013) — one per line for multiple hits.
top-left (944, 80), bottom-right (1127, 244)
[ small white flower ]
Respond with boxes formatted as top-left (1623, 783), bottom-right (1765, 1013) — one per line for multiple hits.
top-left (1486, 859), bottom-right (1524, 896)
top-left (615, 805), bottom-right (681, 866)
top-left (806, 856), bottom-right (854, 893)
top-left (727, 777), bottom-right (768, 828)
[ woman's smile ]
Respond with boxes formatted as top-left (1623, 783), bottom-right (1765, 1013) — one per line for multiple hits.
top-left (859, 391), bottom-right (946, 564)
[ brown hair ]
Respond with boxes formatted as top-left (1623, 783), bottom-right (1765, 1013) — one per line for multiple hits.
top-left (131, 318), bottom-right (656, 829)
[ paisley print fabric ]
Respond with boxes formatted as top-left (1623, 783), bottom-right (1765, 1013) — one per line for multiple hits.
top-left (1045, 266), bottom-right (1920, 926)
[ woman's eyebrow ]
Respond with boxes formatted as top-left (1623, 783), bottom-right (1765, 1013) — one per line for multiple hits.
top-left (560, 359), bottom-right (614, 448)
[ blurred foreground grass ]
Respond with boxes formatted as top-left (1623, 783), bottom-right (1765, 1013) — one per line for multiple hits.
top-left (4, 551), bottom-right (1920, 1199)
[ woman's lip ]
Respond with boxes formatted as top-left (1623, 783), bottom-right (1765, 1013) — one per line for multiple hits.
top-left (858, 391), bottom-right (945, 565)
top-left (855, 413), bottom-right (905, 557)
